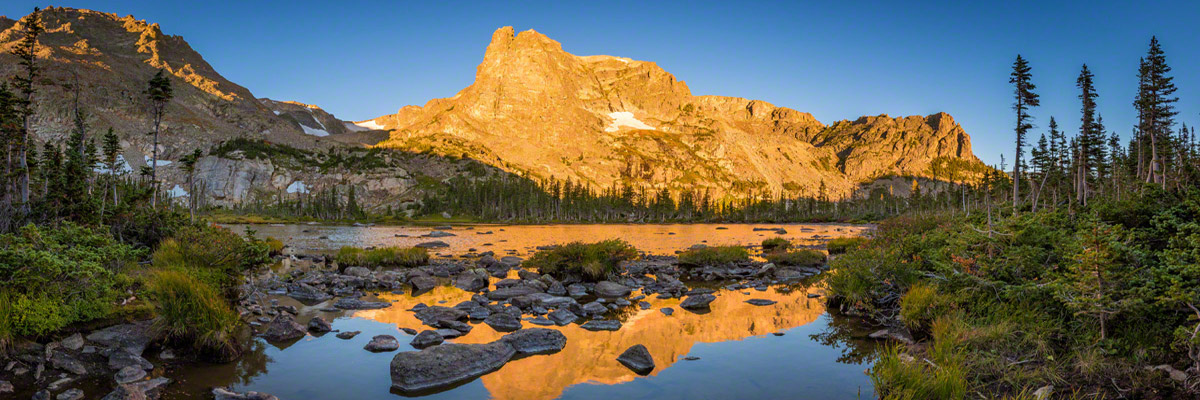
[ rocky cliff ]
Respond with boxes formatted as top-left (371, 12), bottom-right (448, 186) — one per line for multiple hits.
top-left (0, 7), bottom-right (437, 208)
top-left (365, 27), bottom-right (986, 199)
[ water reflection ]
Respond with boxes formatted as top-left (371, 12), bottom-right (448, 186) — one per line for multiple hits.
top-left (221, 223), bottom-right (867, 257)
top-left (162, 223), bottom-right (878, 399)
top-left (357, 283), bottom-right (826, 400)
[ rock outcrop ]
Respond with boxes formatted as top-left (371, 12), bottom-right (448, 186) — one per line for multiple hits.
top-left (367, 27), bottom-right (988, 199)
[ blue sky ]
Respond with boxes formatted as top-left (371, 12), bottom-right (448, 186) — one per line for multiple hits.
top-left (4, 1), bottom-right (1199, 165)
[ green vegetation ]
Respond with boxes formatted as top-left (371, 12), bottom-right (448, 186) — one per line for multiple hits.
top-left (827, 189), bottom-right (1200, 397)
top-left (335, 246), bottom-right (429, 268)
top-left (151, 225), bottom-right (271, 296)
top-left (146, 270), bottom-right (242, 360)
top-left (764, 249), bottom-right (825, 267)
top-left (526, 239), bottom-right (638, 281)
top-left (0, 223), bottom-right (142, 339)
top-left (677, 245), bottom-right (750, 267)
top-left (826, 236), bottom-right (868, 254)
top-left (761, 237), bottom-right (791, 252)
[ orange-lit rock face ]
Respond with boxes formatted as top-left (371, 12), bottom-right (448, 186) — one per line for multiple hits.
top-left (368, 26), bottom-right (987, 199)
top-left (357, 284), bottom-right (825, 400)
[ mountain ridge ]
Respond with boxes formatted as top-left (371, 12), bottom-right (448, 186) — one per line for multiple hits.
top-left (363, 26), bottom-right (984, 199)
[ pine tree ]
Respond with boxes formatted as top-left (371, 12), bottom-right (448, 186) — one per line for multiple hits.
top-left (1135, 37), bottom-right (1178, 187)
top-left (10, 7), bottom-right (43, 218)
top-left (1076, 64), bottom-right (1099, 205)
top-left (1010, 55), bottom-right (1040, 213)
top-left (145, 69), bottom-right (173, 208)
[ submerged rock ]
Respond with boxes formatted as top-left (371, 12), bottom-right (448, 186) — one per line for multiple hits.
top-left (114, 365), bottom-right (146, 384)
top-left (580, 320), bottom-right (622, 331)
top-left (308, 316), bottom-right (332, 333)
top-left (410, 330), bottom-right (444, 348)
top-left (483, 312), bottom-right (522, 332)
top-left (745, 299), bottom-right (777, 306)
top-left (617, 344), bottom-right (655, 375)
top-left (594, 281), bottom-right (632, 298)
top-left (547, 308), bottom-right (578, 326)
top-left (680, 294), bottom-right (717, 310)
top-left (100, 376), bottom-right (169, 400)
top-left (364, 335), bottom-right (401, 352)
top-left (261, 314), bottom-right (307, 342)
top-left (333, 298), bottom-right (392, 310)
top-left (286, 283), bottom-right (331, 302)
top-left (335, 331), bottom-right (361, 339)
top-left (501, 328), bottom-right (566, 354)
top-left (213, 387), bottom-right (280, 400)
top-left (390, 342), bottom-right (516, 393)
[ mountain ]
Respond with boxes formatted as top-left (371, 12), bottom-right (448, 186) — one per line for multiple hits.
top-left (0, 7), bottom-right (467, 208)
top-left (363, 27), bottom-right (986, 198)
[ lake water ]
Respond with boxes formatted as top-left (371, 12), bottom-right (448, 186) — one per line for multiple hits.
top-left (165, 223), bottom-right (878, 399)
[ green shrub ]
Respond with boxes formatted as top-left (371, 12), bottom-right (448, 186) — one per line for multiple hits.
top-left (147, 270), bottom-right (242, 360)
top-left (264, 236), bottom-right (285, 255)
top-left (527, 240), bottom-right (638, 281)
top-left (871, 316), bottom-right (968, 400)
top-left (827, 236), bottom-right (868, 254)
top-left (0, 223), bottom-right (141, 338)
top-left (151, 225), bottom-right (270, 294)
top-left (761, 237), bottom-right (791, 253)
top-left (764, 249), bottom-right (826, 267)
top-left (677, 246), bottom-right (750, 267)
top-left (335, 246), bottom-right (429, 268)
top-left (899, 282), bottom-right (952, 333)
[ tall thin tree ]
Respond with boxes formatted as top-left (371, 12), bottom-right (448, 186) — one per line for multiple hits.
top-left (1009, 55), bottom-right (1040, 214)
top-left (10, 7), bottom-right (43, 217)
top-left (145, 69), bottom-right (173, 208)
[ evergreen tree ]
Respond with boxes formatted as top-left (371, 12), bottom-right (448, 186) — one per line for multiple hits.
top-left (1076, 64), bottom-right (1099, 204)
top-left (1134, 37), bottom-right (1178, 187)
top-left (145, 69), bottom-right (173, 208)
top-left (9, 7), bottom-right (43, 218)
top-left (1009, 55), bottom-right (1040, 213)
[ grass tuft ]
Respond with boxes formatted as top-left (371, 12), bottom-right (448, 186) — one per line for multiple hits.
top-left (335, 246), bottom-right (429, 268)
top-left (826, 236), bottom-right (869, 254)
top-left (147, 270), bottom-right (242, 361)
top-left (764, 249), bottom-right (826, 267)
top-left (677, 245), bottom-right (750, 267)
top-left (526, 240), bottom-right (638, 281)
top-left (761, 237), bottom-right (791, 253)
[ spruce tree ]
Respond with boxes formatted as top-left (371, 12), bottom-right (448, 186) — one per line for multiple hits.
top-left (1076, 64), bottom-right (1099, 204)
top-left (1009, 55), bottom-right (1040, 213)
top-left (145, 69), bottom-right (173, 208)
top-left (10, 7), bottom-right (43, 217)
top-left (1134, 37), bottom-right (1178, 187)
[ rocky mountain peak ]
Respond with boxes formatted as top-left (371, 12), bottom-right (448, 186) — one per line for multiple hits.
top-left (369, 27), bottom-right (987, 199)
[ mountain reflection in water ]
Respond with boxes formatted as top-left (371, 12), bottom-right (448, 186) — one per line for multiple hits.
top-left (164, 223), bottom-right (877, 399)
top-left (356, 283), bottom-right (825, 400)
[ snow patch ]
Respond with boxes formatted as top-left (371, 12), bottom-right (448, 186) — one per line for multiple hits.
top-left (93, 155), bottom-right (133, 174)
top-left (144, 155), bottom-right (171, 167)
top-left (166, 185), bottom-right (188, 198)
top-left (354, 120), bottom-right (386, 130)
top-left (344, 122), bottom-right (369, 132)
top-left (604, 112), bottom-right (655, 132)
top-left (286, 181), bottom-right (309, 194)
top-left (273, 110), bottom-right (281, 115)
top-left (300, 124), bottom-right (329, 137)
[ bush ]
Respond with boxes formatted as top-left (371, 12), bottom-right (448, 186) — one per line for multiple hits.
top-left (871, 316), bottom-right (969, 400)
top-left (526, 240), bottom-right (638, 281)
top-left (827, 236), bottom-right (868, 254)
top-left (151, 225), bottom-right (270, 295)
top-left (0, 223), bottom-right (142, 338)
top-left (264, 237), bottom-right (285, 255)
top-left (677, 245), bottom-right (750, 267)
top-left (335, 246), bottom-right (429, 268)
top-left (147, 270), bottom-right (242, 360)
top-left (761, 237), bottom-right (791, 253)
top-left (764, 249), bottom-right (826, 267)
top-left (899, 283), bottom-right (952, 333)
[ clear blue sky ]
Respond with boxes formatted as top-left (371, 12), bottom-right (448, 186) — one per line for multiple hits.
top-left (4, 1), bottom-right (1199, 165)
